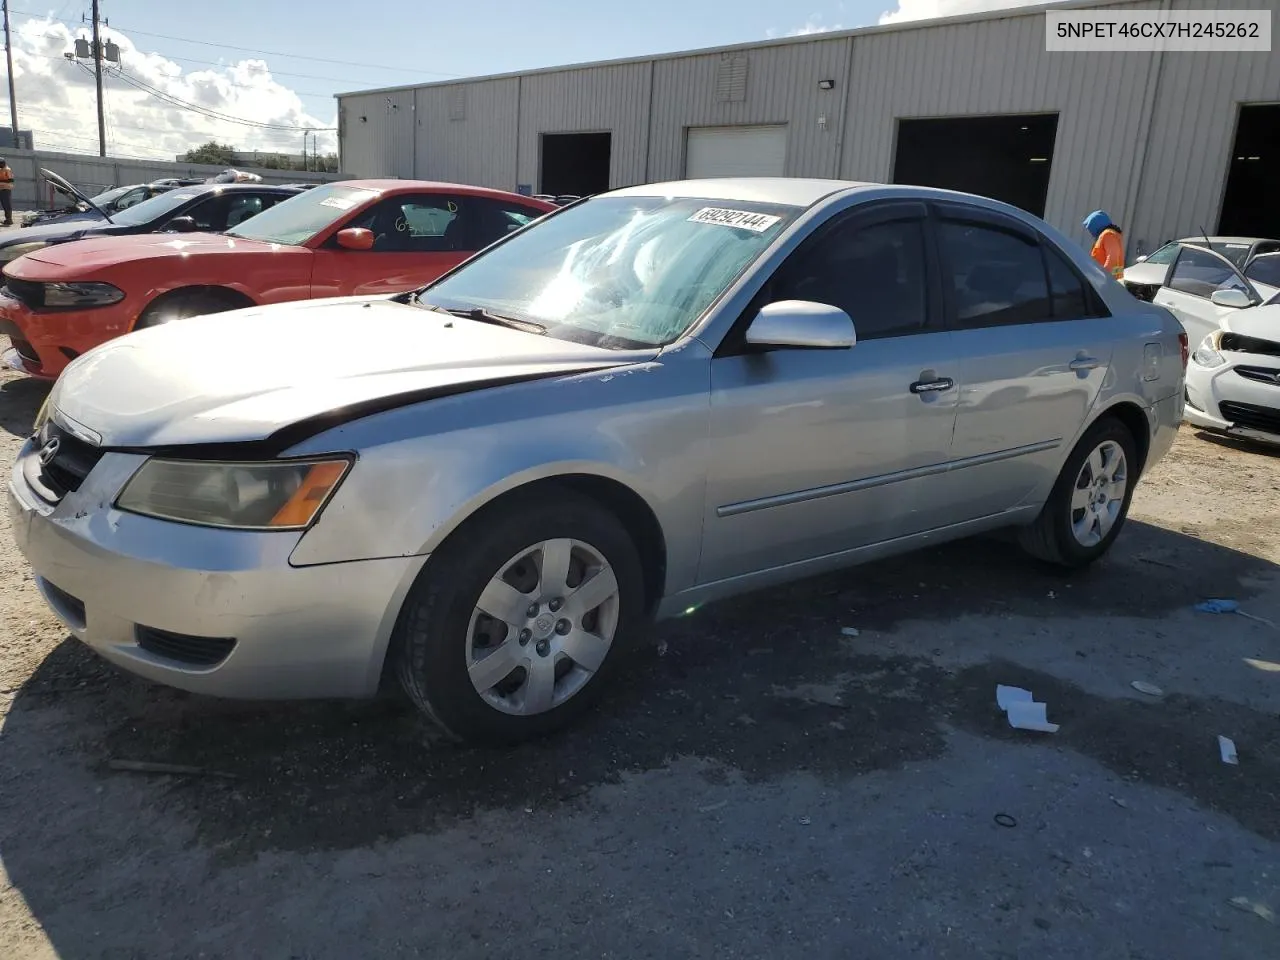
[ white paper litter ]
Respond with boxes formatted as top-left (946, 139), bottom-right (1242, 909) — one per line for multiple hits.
top-left (840, 627), bottom-right (860, 637)
top-left (1131, 680), bottom-right (1163, 697)
top-left (996, 685), bottom-right (1059, 732)
top-left (1218, 735), bottom-right (1239, 765)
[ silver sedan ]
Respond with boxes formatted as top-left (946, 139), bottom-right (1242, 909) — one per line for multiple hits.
top-left (8, 178), bottom-right (1187, 743)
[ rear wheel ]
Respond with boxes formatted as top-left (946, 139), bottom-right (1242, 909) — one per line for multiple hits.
top-left (135, 289), bottom-right (248, 329)
top-left (1018, 417), bottom-right (1138, 568)
top-left (394, 490), bottom-right (646, 745)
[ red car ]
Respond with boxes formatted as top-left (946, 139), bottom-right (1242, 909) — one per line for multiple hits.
top-left (0, 180), bottom-right (557, 380)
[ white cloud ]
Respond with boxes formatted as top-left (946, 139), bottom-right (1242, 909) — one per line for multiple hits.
top-left (7, 17), bottom-right (337, 161)
top-left (878, 0), bottom-right (1044, 25)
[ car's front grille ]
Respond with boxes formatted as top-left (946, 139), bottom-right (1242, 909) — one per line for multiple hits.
top-left (135, 625), bottom-right (237, 667)
top-left (1221, 332), bottom-right (1280, 357)
top-left (1233, 365), bottom-right (1280, 386)
top-left (31, 421), bottom-right (105, 499)
top-left (1219, 400), bottom-right (1280, 435)
top-left (4, 277), bottom-right (45, 310)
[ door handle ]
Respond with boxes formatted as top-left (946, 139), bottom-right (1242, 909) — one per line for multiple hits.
top-left (1069, 357), bottom-right (1101, 371)
top-left (909, 377), bottom-right (954, 394)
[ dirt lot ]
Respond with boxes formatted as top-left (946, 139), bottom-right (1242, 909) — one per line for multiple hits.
top-left (1, 352), bottom-right (1278, 959)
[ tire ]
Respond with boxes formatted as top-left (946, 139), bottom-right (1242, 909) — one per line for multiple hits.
top-left (393, 488), bottom-right (647, 745)
top-left (1018, 416), bottom-right (1139, 569)
top-left (135, 290), bottom-right (245, 330)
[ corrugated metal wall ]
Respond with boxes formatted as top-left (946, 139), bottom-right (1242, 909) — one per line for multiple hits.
top-left (338, 90), bottom-right (415, 179)
top-left (1128, 0), bottom-right (1280, 253)
top-left (414, 78), bottom-right (521, 189)
top-left (840, 0), bottom-right (1164, 237)
top-left (515, 63), bottom-right (653, 190)
top-left (647, 37), bottom-right (852, 182)
top-left (338, 0), bottom-right (1279, 244)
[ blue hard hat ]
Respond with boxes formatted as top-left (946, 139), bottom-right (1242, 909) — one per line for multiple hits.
top-left (1082, 210), bottom-right (1113, 238)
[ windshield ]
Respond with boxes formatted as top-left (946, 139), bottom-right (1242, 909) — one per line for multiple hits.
top-left (421, 195), bottom-right (799, 348)
top-left (109, 188), bottom-right (207, 226)
top-left (88, 185), bottom-right (128, 206)
top-left (224, 183), bottom-right (382, 245)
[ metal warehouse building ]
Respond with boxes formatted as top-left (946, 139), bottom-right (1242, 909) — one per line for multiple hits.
top-left (336, 0), bottom-right (1278, 256)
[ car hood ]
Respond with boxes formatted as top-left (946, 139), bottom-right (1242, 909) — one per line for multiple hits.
top-left (17, 232), bottom-right (277, 276)
top-left (0, 218), bottom-right (118, 248)
top-left (1122, 261), bottom-right (1168, 286)
top-left (47, 297), bottom-right (654, 449)
top-left (1223, 304), bottom-right (1280, 342)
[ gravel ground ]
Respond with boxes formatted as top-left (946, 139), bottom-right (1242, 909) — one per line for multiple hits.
top-left (1, 349), bottom-right (1278, 959)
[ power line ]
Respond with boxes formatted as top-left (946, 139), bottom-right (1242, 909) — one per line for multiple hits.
top-left (113, 68), bottom-right (336, 131)
top-left (8, 8), bottom-right (441, 87)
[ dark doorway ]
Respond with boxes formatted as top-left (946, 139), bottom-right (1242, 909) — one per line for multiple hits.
top-left (1218, 104), bottom-right (1279, 238)
top-left (892, 114), bottom-right (1059, 217)
top-left (540, 132), bottom-right (611, 197)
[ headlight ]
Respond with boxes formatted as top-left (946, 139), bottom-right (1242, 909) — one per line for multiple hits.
top-left (43, 281), bottom-right (125, 308)
top-left (115, 457), bottom-right (352, 530)
top-left (1191, 332), bottom-right (1226, 368)
top-left (0, 241), bottom-right (50, 263)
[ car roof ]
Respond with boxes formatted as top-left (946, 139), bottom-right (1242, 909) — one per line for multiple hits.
top-left (165, 183), bottom-right (303, 196)
top-left (1177, 236), bottom-right (1271, 245)
top-left (608, 177), bottom-right (871, 207)
top-left (332, 179), bottom-right (557, 205)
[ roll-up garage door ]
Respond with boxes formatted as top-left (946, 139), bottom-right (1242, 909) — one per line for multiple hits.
top-left (685, 125), bottom-right (788, 179)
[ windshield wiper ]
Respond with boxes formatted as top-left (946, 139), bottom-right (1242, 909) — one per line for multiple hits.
top-left (445, 306), bottom-right (546, 335)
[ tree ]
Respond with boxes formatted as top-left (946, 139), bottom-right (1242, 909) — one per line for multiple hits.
top-left (180, 141), bottom-right (239, 166)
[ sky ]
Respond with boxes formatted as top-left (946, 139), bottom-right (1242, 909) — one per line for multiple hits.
top-left (1, 0), bottom-right (1046, 161)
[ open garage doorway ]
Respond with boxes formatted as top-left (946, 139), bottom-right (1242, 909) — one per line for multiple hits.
top-left (892, 113), bottom-right (1059, 217)
top-left (1218, 104), bottom-right (1279, 238)
top-left (540, 132), bottom-right (611, 197)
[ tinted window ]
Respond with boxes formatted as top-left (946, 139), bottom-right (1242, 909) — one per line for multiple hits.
top-left (1168, 247), bottom-right (1248, 299)
top-left (1045, 245), bottom-right (1090, 319)
top-left (1208, 241), bottom-right (1253, 269)
top-left (183, 195), bottom-right (234, 232)
top-left (469, 198), bottom-right (549, 249)
top-left (767, 217), bottom-right (928, 340)
top-left (1244, 255), bottom-right (1280, 290)
top-left (938, 221), bottom-right (1051, 327)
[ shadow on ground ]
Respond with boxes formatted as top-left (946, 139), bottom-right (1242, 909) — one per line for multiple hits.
top-left (3, 519), bottom-right (1277, 874)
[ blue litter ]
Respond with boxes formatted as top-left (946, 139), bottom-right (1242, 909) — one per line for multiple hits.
top-left (1195, 599), bottom-right (1240, 614)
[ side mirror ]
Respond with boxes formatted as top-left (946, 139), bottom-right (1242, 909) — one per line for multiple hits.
top-left (1210, 288), bottom-right (1253, 309)
top-left (1134, 254), bottom-right (1148, 263)
top-left (744, 300), bottom-right (856, 349)
top-left (336, 227), bottom-right (375, 251)
top-left (165, 216), bottom-right (199, 233)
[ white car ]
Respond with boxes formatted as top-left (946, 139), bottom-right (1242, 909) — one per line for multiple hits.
top-left (1123, 244), bottom-right (1280, 349)
top-left (1186, 301), bottom-right (1280, 445)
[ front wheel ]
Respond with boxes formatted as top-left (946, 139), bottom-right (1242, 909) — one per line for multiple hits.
top-left (135, 290), bottom-right (244, 329)
top-left (393, 490), bottom-right (647, 745)
top-left (1018, 417), bottom-right (1139, 568)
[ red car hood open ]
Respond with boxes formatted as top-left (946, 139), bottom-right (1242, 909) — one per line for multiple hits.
top-left (11, 232), bottom-right (279, 278)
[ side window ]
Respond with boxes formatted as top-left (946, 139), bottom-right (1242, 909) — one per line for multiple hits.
top-left (1244, 255), bottom-right (1280, 290)
top-left (1044, 245), bottom-right (1090, 320)
top-left (938, 221), bottom-right (1051, 328)
top-left (345, 195), bottom-right (470, 253)
top-left (1167, 247), bottom-right (1248, 299)
top-left (765, 216), bottom-right (929, 340)
top-left (224, 195), bottom-right (266, 229)
top-left (115, 187), bottom-right (147, 211)
top-left (468, 198), bottom-right (550, 249)
top-left (184, 195), bottom-right (231, 232)
top-left (1142, 242), bottom-right (1181, 266)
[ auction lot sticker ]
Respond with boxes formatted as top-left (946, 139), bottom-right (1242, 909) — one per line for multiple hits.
top-left (688, 207), bottom-right (782, 232)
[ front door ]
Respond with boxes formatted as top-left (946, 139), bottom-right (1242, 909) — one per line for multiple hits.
top-left (931, 203), bottom-right (1115, 519)
top-left (699, 201), bottom-right (962, 584)
top-left (1153, 245), bottom-right (1261, 348)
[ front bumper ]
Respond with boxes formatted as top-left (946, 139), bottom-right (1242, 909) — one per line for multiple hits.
top-left (1185, 356), bottom-right (1280, 446)
top-left (0, 289), bottom-right (133, 380)
top-left (8, 436), bottom-right (426, 699)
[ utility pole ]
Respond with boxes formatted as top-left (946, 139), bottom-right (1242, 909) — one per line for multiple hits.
top-left (3, 0), bottom-right (18, 146)
top-left (302, 129), bottom-right (310, 172)
top-left (90, 0), bottom-right (105, 155)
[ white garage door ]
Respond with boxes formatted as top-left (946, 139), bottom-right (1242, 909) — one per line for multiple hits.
top-left (685, 125), bottom-right (788, 179)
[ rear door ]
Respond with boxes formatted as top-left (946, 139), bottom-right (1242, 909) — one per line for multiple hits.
top-left (933, 202), bottom-right (1116, 519)
top-left (309, 193), bottom-right (548, 298)
top-left (1153, 245), bottom-right (1262, 347)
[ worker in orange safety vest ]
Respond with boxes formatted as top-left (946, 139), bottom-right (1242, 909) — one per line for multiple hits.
top-left (1082, 209), bottom-right (1125, 280)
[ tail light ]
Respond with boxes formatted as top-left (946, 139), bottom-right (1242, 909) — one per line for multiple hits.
top-left (1178, 332), bottom-right (1189, 369)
